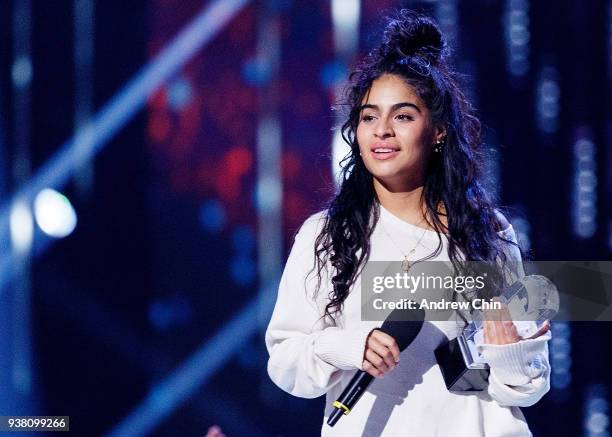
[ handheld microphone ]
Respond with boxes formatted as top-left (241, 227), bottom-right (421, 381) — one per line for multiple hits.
top-left (327, 307), bottom-right (425, 427)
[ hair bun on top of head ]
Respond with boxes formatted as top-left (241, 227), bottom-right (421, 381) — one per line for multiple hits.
top-left (379, 10), bottom-right (447, 65)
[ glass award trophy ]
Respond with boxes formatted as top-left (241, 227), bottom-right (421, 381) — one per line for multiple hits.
top-left (435, 275), bottom-right (560, 391)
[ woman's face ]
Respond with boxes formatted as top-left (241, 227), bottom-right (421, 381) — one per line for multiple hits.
top-left (356, 73), bottom-right (443, 190)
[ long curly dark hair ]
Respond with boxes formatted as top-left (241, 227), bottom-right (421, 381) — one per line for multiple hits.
top-left (312, 10), bottom-right (520, 324)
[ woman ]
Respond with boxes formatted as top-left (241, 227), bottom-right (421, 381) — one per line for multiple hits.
top-left (266, 10), bottom-right (551, 436)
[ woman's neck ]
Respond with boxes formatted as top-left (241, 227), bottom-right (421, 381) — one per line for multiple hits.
top-left (373, 178), bottom-right (428, 226)
top-left (373, 177), bottom-right (448, 232)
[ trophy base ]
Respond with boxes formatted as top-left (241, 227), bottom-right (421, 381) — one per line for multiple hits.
top-left (435, 335), bottom-right (490, 391)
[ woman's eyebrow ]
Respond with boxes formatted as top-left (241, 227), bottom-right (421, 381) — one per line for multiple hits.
top-left (357, 102), bottom-right (421, 113)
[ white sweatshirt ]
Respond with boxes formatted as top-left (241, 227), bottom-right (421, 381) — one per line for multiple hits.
top-left (265, 205), bottom-right (551, 436)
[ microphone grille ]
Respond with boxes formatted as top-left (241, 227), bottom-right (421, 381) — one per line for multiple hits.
top-left (379, 308), bottom-right (425, 350)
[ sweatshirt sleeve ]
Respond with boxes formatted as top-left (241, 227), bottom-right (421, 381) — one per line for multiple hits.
top-left (265, 212), bottom-right (375, 399)
top-left (479, 332), bottom-right (551, 407)
top-left (478, 223), bottom-right (552, 407)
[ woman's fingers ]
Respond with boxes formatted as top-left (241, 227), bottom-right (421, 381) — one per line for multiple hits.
top-left (483, 299), bottom-right (521, 344)
top-left (502, 320), bottom-right (520, 342)
top-left (371, 330), bottom-right (401, 363)
top-left (483, 319), bottom-right (500, 344)
top-left (524, 320), bottom-right (551, 339)
top-left (363, 360), bottom-right (383, 378)
top-left (483, 301), bottom-right (498, 343)
top-left (362, 329), bottom-right (402, 378)
top-left (365, 348), bottom-right (390, 374)
top-left (367, 335), bottom-right (398, 369)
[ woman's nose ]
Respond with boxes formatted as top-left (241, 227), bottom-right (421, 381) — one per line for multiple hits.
top-left (374, 118), bottom-right (394, 138)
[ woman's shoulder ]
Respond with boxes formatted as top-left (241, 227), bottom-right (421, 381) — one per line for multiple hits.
top-left (284, 211), bottom-right (329, 269)
top-left (494, 209), bottom-right (516, 240)
top-left (492, 210), bottom-right (524, 270)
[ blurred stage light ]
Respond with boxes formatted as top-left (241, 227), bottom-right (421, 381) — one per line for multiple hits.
top-left (504, 0), bottom-right (530, 77)
top-left (331, 0), bottom-right (360, 56)
top-left (584, 384), bottom-right (609, 437)
top-left (11, 55), bottom-right (32, 89)
top-left (435, 0), bottom-right (458, 48)
top-left (199, 199), bottom-right (226, 232)
top-left (571, 135), bottom-right (597, 239)
top-left (536, 67), bottom-right (560, 134)
top-left (33, 189), bottom-right (77, 238)
top-left (330, 0), bottom-right (359, 188)
top-left (10, 200), bottom-right (33, 253)
top-left (321, 60), bottom-right (347, 90)
top-left (255, 175), bottom-right (281, 214)
top-left (0, 0), bottom-right (251, 251)
top-left (230, 256), bottom-right (257, 286)
top-left (550, 321), bottom-right (572, 393)
top-left (168, 76), bottom-right (193, 111)
top-left (231, 225), bottom-right (255, 253)
top-left (242, 56), bottom-right (272, 86)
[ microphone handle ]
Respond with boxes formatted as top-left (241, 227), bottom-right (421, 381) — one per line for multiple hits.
top-left (327, 371), bottom-right (374, 426)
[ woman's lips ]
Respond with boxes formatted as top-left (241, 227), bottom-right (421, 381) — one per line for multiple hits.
top-left (370, 148), bottom-right (400, 160)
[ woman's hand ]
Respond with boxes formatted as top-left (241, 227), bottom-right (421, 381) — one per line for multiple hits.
top-left (362, 329), bottom-right (401, 378)
top-left (483, 298), bottom-right (550, 345)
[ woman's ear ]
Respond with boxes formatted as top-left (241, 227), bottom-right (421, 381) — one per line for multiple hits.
top-left (434, 124), bottom-right (447, 142)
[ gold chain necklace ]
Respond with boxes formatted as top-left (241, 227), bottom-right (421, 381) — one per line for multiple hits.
top-left (379, 216), bottom-right (430, 272)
